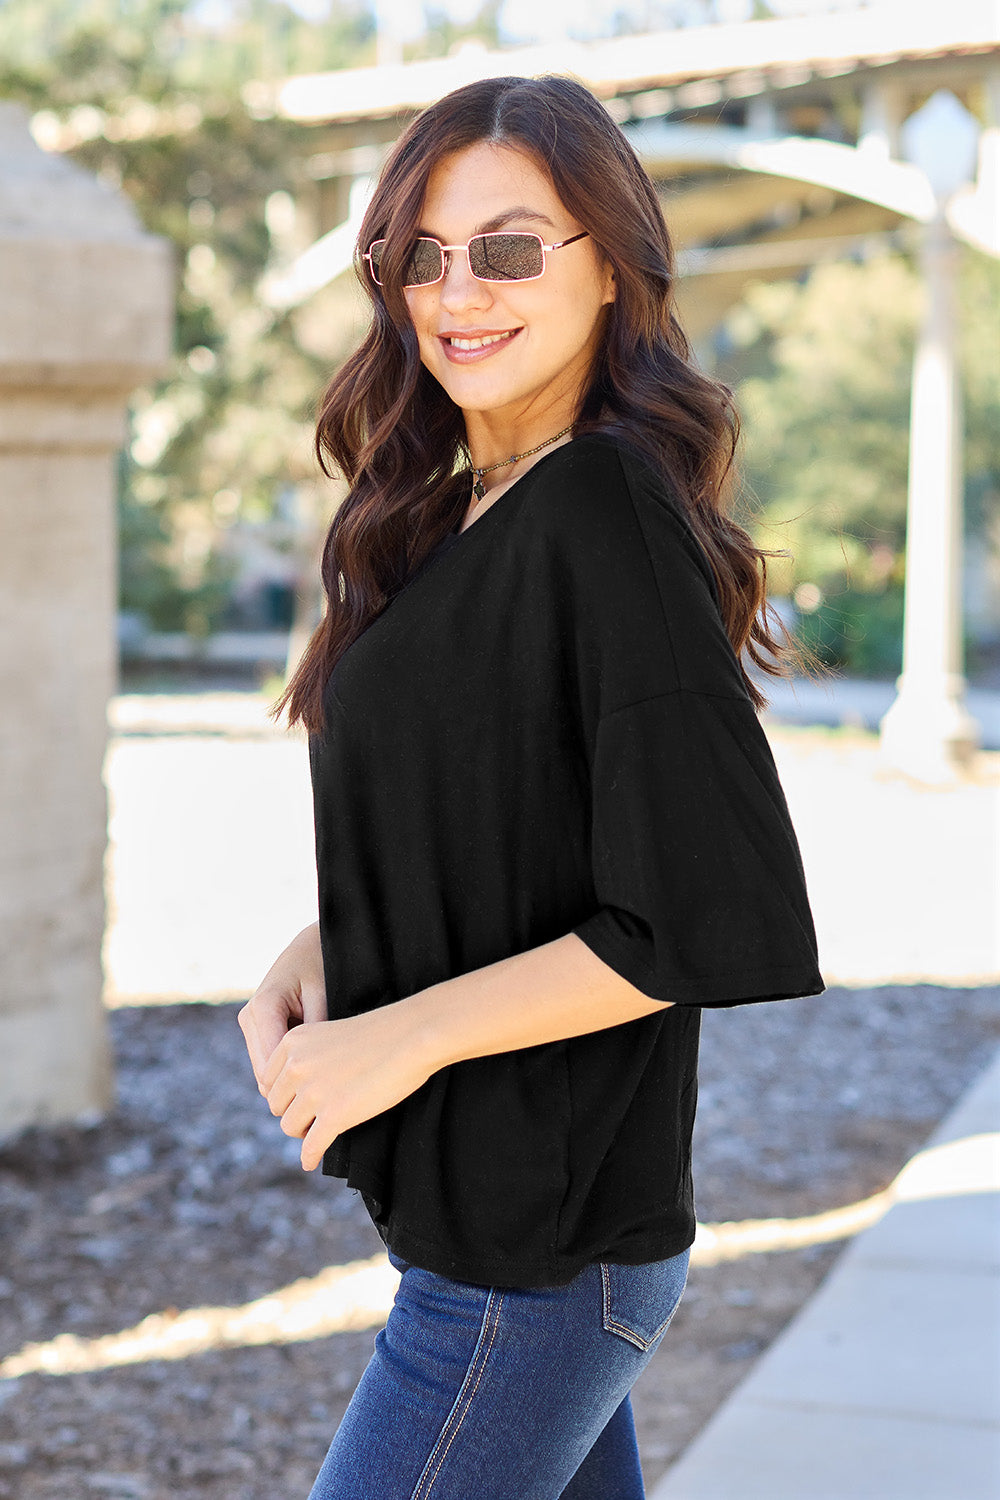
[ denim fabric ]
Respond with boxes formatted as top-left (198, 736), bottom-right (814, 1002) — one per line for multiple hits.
top-left (306, 1244), bottom-right (690, 1500)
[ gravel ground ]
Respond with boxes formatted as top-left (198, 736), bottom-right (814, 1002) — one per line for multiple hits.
top-left (2, 984), bottom-right (998, 1499)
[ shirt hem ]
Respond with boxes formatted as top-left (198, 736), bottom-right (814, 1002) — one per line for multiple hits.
top-left (372, 1217), bottom-right (698, 1289)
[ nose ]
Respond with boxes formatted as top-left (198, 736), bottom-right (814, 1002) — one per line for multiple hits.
top-left (438, 246), bottom-right (493, 313)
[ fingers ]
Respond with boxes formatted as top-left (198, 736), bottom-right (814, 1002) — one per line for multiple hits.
top-left (263, 1055), bottom-right (332, 1169)
top-left (277, 1097), bottom-right (317, 1142)
top-left (260, 1027), bottom-right (292, 1096)
top-left (261, 1038), bottom-right (318, 1123)
top-left (258, 1035), bottom-right (339, 1170)
top-left (238, 991), bottom-right (298, 1089)
top-left (264, 1068), bottom-right (295, 1119)
top-left (237, 1004), bottom-right (268, 1088)
top-left (300, 1117), bottom-right (332, 1172)
top-left (298, 981), bottom-right (329, 1027)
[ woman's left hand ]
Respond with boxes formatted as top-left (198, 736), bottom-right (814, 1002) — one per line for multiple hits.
top-left (260, 1002), bottom-right (435, 1171)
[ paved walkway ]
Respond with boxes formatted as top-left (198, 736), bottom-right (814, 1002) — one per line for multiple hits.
top-left (760, 674), bottom-right (1000, 751)
top-left (650, 1042), bottom-right (1000, 1500)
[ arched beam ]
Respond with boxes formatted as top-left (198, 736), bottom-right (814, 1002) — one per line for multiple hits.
top-left (259, 176), bottom-right (375, 312)
top-left (624, 122), bottom-right (939, 223)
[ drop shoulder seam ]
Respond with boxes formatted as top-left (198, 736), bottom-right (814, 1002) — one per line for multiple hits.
top-left (598, 684), bottom-right (755, 726)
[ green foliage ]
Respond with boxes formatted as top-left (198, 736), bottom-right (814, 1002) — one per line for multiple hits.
top-left (0, 0), bottom-right (374, 631)
top-left (724, 247), bottom-right (1000, 675)
top-left (956, 247), bottom-right (1000, 535)
top-left (795, 587), bottom-right (905, 678)
top-left (412, 2), bottom-right (501, 59)
top-left (0, 0), bottom-right (375, 101)
top-left (3, 3), bottom-right (997, 659)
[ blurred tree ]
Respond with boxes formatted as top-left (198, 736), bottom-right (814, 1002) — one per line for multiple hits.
top-left (720, 247), bottom-right (1000, 675)
top-left (410, 1), bottom-right (501, 59)
top-left (2, 1), bottom-right (996, 672)
top-left (0, 0), bottom-right (374, 637)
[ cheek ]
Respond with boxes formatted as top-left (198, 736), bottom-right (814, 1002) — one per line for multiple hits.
top-left (545, 289), bottom-right (606, 354)
top-left (404, 292), bottom-right (432, 338)
top-left (409, 306), bottom-right (440, 363)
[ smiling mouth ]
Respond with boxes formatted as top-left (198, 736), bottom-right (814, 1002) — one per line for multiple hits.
top-left (440, 328), bottom-right (521, 358)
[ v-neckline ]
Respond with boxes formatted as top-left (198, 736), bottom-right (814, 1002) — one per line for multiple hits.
top-left (407, 438), bottom-right (584, 590)
top-left (450, 438), bottom-right (577, 542)
top-left (455, 474), bottom-right (520, 535)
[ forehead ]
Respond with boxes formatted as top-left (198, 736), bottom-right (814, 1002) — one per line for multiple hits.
top-left (419, 141), bottom-right (567, 236)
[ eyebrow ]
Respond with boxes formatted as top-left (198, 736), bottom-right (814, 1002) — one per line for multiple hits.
top-left (416, 206), bottom-right (558, 238)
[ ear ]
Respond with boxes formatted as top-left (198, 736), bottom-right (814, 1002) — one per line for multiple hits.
top-left (601, 260), bottom-right (616, 307)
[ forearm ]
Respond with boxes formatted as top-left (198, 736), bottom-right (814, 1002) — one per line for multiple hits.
top-left (256, 931), bottom-right (671, 1169)
top-left (406, 932), bottom-right (671, 1076)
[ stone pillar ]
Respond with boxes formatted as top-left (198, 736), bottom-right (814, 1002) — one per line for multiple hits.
top-left (0, 104), bottom-right (173, 1135)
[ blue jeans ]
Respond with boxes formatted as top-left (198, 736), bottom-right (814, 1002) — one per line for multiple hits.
top-left (307, 1244), bottom-right (690, 1500)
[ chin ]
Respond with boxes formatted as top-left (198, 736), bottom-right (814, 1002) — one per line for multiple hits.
top-left (425, 351), bottom-right (528, 406)
top-left (438, 375), bottom-right (522, 412)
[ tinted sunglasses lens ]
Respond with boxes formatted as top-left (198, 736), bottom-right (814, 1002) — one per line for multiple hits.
top-left (406, 238), bottom-right (445, 286)
top-left (470, 233), bottom-right (543, 281)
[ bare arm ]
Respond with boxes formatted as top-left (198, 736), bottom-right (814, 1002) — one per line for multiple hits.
top-left (408, 931), bottom-right (670, 1069)
top-left (252, 931), bottom-right (671, 1171)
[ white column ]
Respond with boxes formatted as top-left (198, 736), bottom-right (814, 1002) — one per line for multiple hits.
top-left (878, 91), bottom-right (982, 782)
top-left (878, 211), bottom-right (980, 781)
top-left (979, 65), bottom-right (1000, 241)
top-left (746, 93), bottom-right (778, 138)
top-left (857, 80), bottom-right (902, 160)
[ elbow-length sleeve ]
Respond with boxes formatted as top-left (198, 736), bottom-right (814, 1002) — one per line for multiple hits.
top-left (564, 438), bottom-right (825, 1009)
top-left (570, 687), bottom-right (825, 1006)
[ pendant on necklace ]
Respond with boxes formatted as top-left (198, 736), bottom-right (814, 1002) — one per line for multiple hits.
top-left (473, 477), bottom-right (486, 500)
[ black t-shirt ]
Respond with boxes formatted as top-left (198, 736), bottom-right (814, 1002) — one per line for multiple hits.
top-left (308, 433), bottom-right (824, 1288)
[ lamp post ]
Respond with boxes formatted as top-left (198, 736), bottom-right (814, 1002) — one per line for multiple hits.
top-left (879, 91), bottom-right (983, 782)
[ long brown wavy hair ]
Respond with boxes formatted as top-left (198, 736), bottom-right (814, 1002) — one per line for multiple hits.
top-left (271, 73), bottom-right (799, 736)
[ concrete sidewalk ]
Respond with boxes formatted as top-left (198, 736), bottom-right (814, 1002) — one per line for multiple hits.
top-left (650, 1043), bottom-right (1000, 1499)
top-left (760, 675), bottom-right (1000, 751)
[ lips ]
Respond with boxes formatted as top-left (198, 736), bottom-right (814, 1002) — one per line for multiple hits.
top-left (439, 327), bottom-right (522, 363)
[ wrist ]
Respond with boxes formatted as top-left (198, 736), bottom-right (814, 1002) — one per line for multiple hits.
top-left (398, 983), bottom-right (458, 1078)
top-left (297, 920), bottom-right (322, 956)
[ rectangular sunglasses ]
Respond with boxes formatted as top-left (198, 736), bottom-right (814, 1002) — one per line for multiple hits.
top-left (365, 230), bottom-right (589, 288)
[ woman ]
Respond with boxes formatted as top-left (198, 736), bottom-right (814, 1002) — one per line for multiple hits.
top-left (238, 74), bottom-right (825, 1500)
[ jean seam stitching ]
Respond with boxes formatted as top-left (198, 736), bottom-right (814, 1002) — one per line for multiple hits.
top-left (604, 1313), bottom-right (652, 1351)
top-left (601, 1259), bottom-right (688, 1352)
top-left (410, 1288), bottom-right (505, 1499)
top-left (602, 1262), bottom-right (649, 1349)
top-left (416, 1290), bottom-right (504, 1497)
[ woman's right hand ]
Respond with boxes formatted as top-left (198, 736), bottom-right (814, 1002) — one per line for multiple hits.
top-left (238, 921), bottom-right (327, 1094)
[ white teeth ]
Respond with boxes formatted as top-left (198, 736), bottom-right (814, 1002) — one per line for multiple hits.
top-left (448, 331), bottom-right (514, 350)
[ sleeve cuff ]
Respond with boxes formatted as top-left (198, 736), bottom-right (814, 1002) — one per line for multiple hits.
top-left (572, 906), bottom-right (826, 1009)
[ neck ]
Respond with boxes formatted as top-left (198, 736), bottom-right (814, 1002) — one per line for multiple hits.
top-left (465, 419), bottom-right (575, 497)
